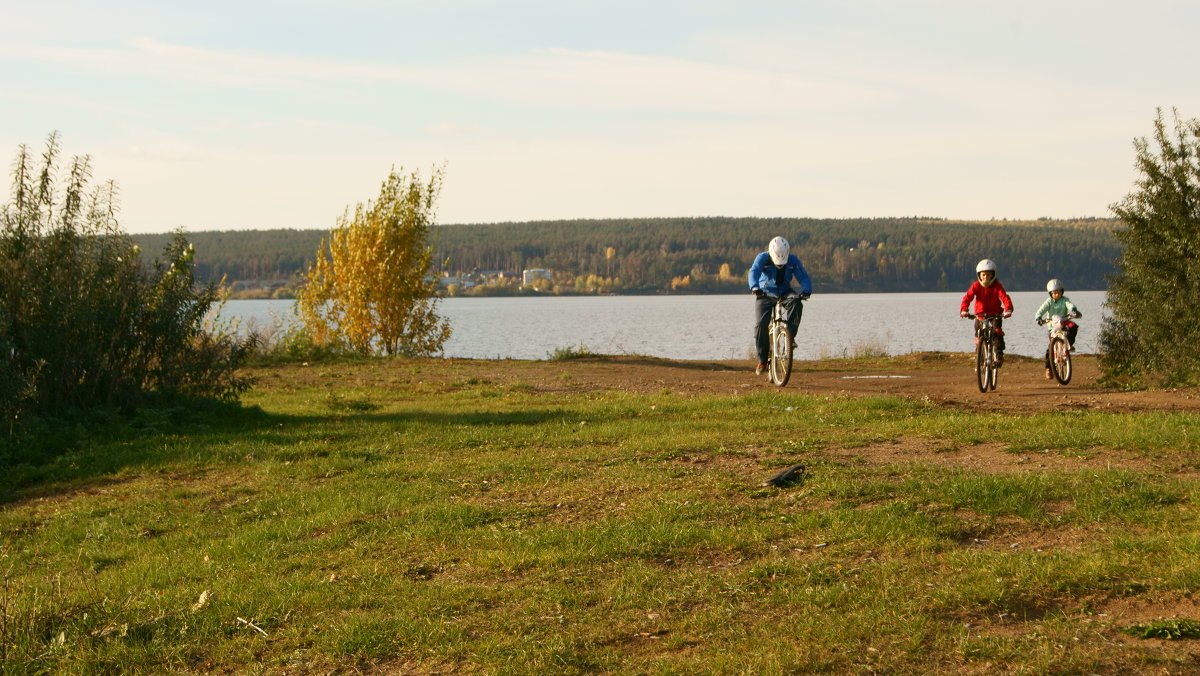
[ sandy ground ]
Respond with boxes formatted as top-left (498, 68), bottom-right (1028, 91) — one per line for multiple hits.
top-left (438, 352), bottom-right (1200, 415)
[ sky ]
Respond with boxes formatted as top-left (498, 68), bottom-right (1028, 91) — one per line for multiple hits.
top-left (2, 1), bottom-right (1198, 235)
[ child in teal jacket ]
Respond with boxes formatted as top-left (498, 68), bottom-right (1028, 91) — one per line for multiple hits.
top-left (1034, 279), bottom-right (1081, 379)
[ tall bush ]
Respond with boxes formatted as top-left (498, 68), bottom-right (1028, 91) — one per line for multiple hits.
top-left (297, 167), bottom-right (451, 356)
top-left (1101, 109), bottom-right (1200, 385)
top-left (0, 133), bottom-right (253, 429)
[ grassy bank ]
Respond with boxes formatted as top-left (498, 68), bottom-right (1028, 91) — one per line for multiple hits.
top-left (3, 359), bottom-right (1200, 674)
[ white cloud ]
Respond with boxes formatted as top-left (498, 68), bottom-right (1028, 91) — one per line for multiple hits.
top-left (424, 122), bottom-right (483, 135)
top-left (452, 48), bottom-right (882, 113)
top-left (0, 38), bottom-right (346, 89)
top-left (1, 37), bottom-right (881, 114)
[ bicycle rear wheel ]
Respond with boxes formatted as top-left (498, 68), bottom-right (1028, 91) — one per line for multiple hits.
top-left (975, 337), bottom-right (990, 392)
top-left (1051, 337), bottom-right (1072, 385)
top-left (769, 323), bottom-right (792, 386)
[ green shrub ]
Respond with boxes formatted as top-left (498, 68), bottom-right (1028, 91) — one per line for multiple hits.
top-left (0, 133), bottom-right (254, 435)
top-left (547, 344), bottom-right (606, 361)
top-left (1101, 110), bottom-right (1200, 386)
top-left (246, 322), bottom-right (361, 365)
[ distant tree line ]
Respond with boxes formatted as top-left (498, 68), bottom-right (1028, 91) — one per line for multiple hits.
top-left (135, 216), bottom-right (1121, 294)
top-left (431, 217), bottom-right (1120, 293)
top-left (135, 228), bottom-right (327, 286)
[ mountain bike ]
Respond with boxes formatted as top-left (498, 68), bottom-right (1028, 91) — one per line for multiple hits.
top-left (966, 314), bottom-right (1003, 393)
top-left (765, 293), bottom-right (803, 386)
top-left (1039, 313), bottom-right (1078, 385)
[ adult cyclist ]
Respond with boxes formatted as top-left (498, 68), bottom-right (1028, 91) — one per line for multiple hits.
top-left (749, 236), bottom-right (812, 375)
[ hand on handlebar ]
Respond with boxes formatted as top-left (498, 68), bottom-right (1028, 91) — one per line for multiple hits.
top-left (961, 311), bottom-right (971, 319)
top-left (752, 288), bottom-right (764, 299)
top-left (799, 292), bottom-right (810, 301)
top-left (1002, 311), bottom-right (1012, 318)
top-left (1037, 318), bottom-right (1048, 326)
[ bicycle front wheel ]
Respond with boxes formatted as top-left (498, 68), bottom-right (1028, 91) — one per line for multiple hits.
top-left (769, 323), bottom-right (793, 387)
top-left (988, 340), bottom-right (999, 391)
top-left (1051, 337), bottom-right (1072, 385)
top-left (975, 337), bottom-right (990, 393)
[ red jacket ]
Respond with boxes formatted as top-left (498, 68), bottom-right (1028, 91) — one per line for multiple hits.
top-left (960, 280), bottom-right (1013, 316)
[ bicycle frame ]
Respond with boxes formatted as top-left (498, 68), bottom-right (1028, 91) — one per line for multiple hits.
top-left (771, 296), bottom-right (791, 325)
top-left (764, 293), bottom-right (801, 386)
top-left (1043, 314), bottom-right (1075, 385)
top-left (967, 313), bottom-right (1002, 392)
top-left (975, 315), bottom-right (1003, 342)
top-left (1045, 314), bottom-right (1071, 343)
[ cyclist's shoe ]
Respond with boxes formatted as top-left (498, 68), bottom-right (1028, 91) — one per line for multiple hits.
top-left (755, 362), bottom-right (767, 375)
top-left (1045, 368), bottom-right (1053, 380)
top-left (995, 352), bottom-right (1004, 367)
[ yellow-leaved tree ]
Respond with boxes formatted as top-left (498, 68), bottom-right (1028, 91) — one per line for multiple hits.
top-left (297, 167), bottom-right (451, 356)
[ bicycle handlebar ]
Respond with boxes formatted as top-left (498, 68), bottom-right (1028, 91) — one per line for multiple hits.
top-left (1037, 312), bottom-right (1081, 326)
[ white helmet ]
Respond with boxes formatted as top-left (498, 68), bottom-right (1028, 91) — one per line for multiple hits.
top-left (975, 259), bottom-right (997, 287)
top-left (768, 236), bottom-right (790, 266)
top-left (1046, 278), bottom-right (1064, 293)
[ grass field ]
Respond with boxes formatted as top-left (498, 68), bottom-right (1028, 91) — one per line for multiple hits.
top-left (3, 359), bottom-right (1200, 674)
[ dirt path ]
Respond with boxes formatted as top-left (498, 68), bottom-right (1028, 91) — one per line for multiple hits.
top-left (453, 352), bottom-right (1200, 415)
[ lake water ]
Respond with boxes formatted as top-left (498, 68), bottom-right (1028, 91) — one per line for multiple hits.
top-left (218, 291), bottom-right (1108, 361)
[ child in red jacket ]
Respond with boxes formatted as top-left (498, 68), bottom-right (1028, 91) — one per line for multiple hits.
top-left (959, 259), bottom-right (1014, 365)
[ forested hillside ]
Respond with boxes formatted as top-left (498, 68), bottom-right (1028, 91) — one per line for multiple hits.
top-left (136, 229), bottom-right (327, 287)
top-left (135, 217), bottom-right (1120, 295)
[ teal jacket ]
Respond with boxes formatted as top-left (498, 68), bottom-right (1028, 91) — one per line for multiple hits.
top-left (1034, 296), bottom-right (1080, 323)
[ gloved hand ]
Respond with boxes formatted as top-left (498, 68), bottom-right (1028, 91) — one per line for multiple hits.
top-left (752, 288), bottom-right (764, 299)
top-left (799, 292), bottom-right (810, 301)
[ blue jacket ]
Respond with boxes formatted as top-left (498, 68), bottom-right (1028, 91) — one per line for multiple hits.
top-left (748, 252), bottom-right (812, 296)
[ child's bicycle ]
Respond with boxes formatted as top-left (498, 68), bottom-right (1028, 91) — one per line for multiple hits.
top-left (965, 314), bottom-right (1003, 393)
top-left (764, 293), bottom-right (804, 386)
top-left (1038, 313), bottom-right (1079, 385)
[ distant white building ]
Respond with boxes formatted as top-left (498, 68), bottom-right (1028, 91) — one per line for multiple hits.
top-left (476, 269), bottom-right (515, 281)
top-left (522, 268), bottom-right (551, 286)
top-left (436, 275), bottom-right (474, 289)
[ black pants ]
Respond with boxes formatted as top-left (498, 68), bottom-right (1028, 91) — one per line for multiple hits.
top-left (1044, 322), bottom-right (1079, 368)
top-left (754, 295), bottom-right (802, 363)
